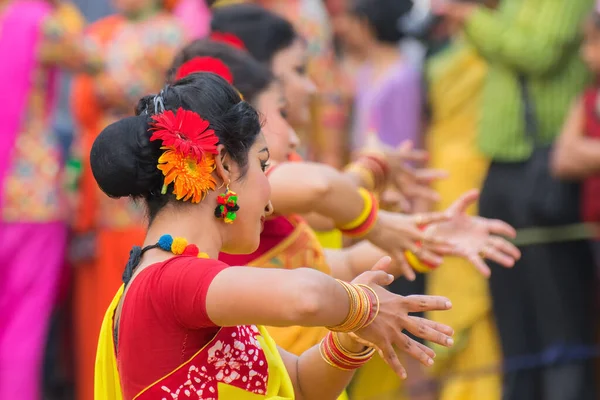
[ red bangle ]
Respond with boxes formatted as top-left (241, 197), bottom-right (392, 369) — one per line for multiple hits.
top-left (319, 332), bottom-right (375, 371)
top-left (356, 157), bottom-right (386, 191)
top-left (360, 154), bottom-right (390, 179)
top-left (340, 194), bottom-right (379, 238)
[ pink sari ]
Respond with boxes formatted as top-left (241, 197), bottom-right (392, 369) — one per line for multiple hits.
top-left (0, 0), bottom-right (56, 209)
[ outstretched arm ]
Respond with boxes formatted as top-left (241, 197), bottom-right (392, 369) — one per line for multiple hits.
top-left (166, 258), bottom-right (454, 399)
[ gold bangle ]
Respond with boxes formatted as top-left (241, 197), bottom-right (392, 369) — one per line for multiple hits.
top-left (345, 163), bottom-right (376, 192)
top-left (328, 280), bottom-right (373, 332)
top-left (340, 188), bottom-right (374, 231)
top-left (356, 284), bottom-right (380, 329)
top-left (404, 250), bottom-right (436, 273)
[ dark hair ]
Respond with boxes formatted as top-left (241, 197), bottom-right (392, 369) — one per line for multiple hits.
top-left (211, 4), bottom-right (297, 63)
top-left (168, 39), bottom-right (274, 104)
top-left (350, 0), bottom-right (414, 44)
top-left (90, 73), bottom-right (262, 223)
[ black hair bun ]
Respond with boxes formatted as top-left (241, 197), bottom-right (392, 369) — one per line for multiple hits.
top-left (90, 115), bottom-right (163, 199)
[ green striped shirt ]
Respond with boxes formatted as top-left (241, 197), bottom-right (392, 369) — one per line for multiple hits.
top-left (464, 0), bottom-right (593, 161)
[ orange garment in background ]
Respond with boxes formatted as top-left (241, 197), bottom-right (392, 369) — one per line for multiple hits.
top-left (69, 16), bottom-right (146, 400)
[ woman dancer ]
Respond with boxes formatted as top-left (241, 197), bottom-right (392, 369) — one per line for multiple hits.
top-left (171, 35), bottom-right (520, 399)
top-left (93, 72), bottom-right (456, 399)
top-left (69, 1), bottom-right (185, 398)
top-left (168, 37), bottom-right (520, 396)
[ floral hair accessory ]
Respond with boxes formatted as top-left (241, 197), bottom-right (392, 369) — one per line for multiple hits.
top-left (175, 57), bottom-right (244, 100)
top-left (175, 57), bottom-right (234, 83)
top-left (209, 31), bottom-right (247, 51)
top-left (150, 107), bottom-right (220, 203)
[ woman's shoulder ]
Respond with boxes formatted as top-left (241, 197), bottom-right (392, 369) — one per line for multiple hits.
top-left (138, 256), bottom-right (231, 287)
top-left (161, 255), bottom-right (230, 271)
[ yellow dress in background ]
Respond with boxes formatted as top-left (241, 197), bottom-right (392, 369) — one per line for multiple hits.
top-left (424, 38), bottom-right (500, 400)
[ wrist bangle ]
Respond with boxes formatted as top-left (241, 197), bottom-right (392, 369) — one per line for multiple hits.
top-left (340, 188), bottom-right (373, 230)
top-left (319, 332), bottom-right (375, 371)
top-left (404, 247), bottom-right (438, 274)
top-left (345, 163), bottom-right (376, 192)
top-left (327, 280), bottom-right (379, 332)
top-left (339, 189), bottom-right (379, 238)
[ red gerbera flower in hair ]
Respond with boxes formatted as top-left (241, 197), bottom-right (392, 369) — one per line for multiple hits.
top-left (150, 107), bottom-right (219, 161)
top-left (210, 31), bottom-right (246, 51)
top-left (175, 57), bottom-right (233, 83)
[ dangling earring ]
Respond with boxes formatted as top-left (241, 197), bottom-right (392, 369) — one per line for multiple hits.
top-left (215, 184), bottom-right (239, 224)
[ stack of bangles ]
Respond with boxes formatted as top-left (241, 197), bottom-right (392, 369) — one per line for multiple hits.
top-left (320, 280), bottom-right (379, 370)
top-left (344, 151), bottom-right (390, 193)
top-left (339, 188), bottom-right (379, 238)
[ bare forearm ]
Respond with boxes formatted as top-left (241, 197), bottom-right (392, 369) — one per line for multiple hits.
top-left (325, 242), bottom-right (392, 281)
top-left (206, 267), bottom-right (350, 328)
top-left (269, 162), bottom-right (365, 225)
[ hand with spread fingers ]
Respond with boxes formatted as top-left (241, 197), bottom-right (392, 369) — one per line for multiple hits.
top-left (360, 136), bottom-right (447, 211)
top-left (346, 257), bottom-right (455, 379)
top-left (420, 189), bottom-right (522, 276)
top-left (365, 209), bottom-right (455, 281)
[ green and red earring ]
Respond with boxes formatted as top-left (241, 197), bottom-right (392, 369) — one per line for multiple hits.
top-left (215, 184), bottom-right (239, 224)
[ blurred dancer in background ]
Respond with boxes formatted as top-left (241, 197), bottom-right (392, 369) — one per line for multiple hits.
top-left (0, 0), bottom-right (94, 398)
top-left (259, 0), bottom-right (347, 167)
top-left (69, 1), bottom-right (185, 398)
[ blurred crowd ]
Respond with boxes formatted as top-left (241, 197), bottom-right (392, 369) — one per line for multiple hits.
top-left (1, 0), bottom-right (600, 399)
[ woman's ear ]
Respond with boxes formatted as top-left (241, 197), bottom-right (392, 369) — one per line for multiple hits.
top-left (214, 144), bottom-right (231, 186)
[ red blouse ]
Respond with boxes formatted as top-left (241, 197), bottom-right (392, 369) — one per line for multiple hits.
top-left (116, 256), bottom-right (229, 399)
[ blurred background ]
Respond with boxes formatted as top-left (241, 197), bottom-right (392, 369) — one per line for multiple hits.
top-left (1, 0), bottom-right (600, 399)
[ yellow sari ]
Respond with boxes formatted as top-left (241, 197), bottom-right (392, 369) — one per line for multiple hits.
top-left (95, 286), bottom-right (295, 399)
top-left (221, 214), bottom-right (348, 400)
top-left (424, 38), bottom-right (500, 400)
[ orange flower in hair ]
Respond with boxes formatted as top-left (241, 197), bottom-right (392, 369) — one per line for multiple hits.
top-left (157, 146), bottom-right (217, 202)
top-left (150, 107), bottom-right (220, 203)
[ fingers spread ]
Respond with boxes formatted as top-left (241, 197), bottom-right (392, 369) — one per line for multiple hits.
top-left (395, 334), bottom-right (435, 367)
top-left (403, 295), bottom-right (452, 312)
top-left (467, 253), bottom-right (491, 277)
top-left (416, 211), bottom-right (451, 227)
top-left (489, 236), bottom-right (521, 260)
top-left (447, 189), bottom-right (480, 215)
top-left (485, 218), bottom-right (517, 238)
top-left (379, 342), bottom-right (407, 379)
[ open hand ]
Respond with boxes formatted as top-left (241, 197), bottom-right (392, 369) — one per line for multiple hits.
top-left (361, 137), bottom-right (447, 210)
top-left (350, 258), bottom-right (454, 379)
top-left (422, 190), bottom-right (521, 277)
top-left (366, 209), bottom-right (455, 281)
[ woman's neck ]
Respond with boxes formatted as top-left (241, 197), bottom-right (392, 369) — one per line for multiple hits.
top-left (143, 207), bottom-right (225, 261)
